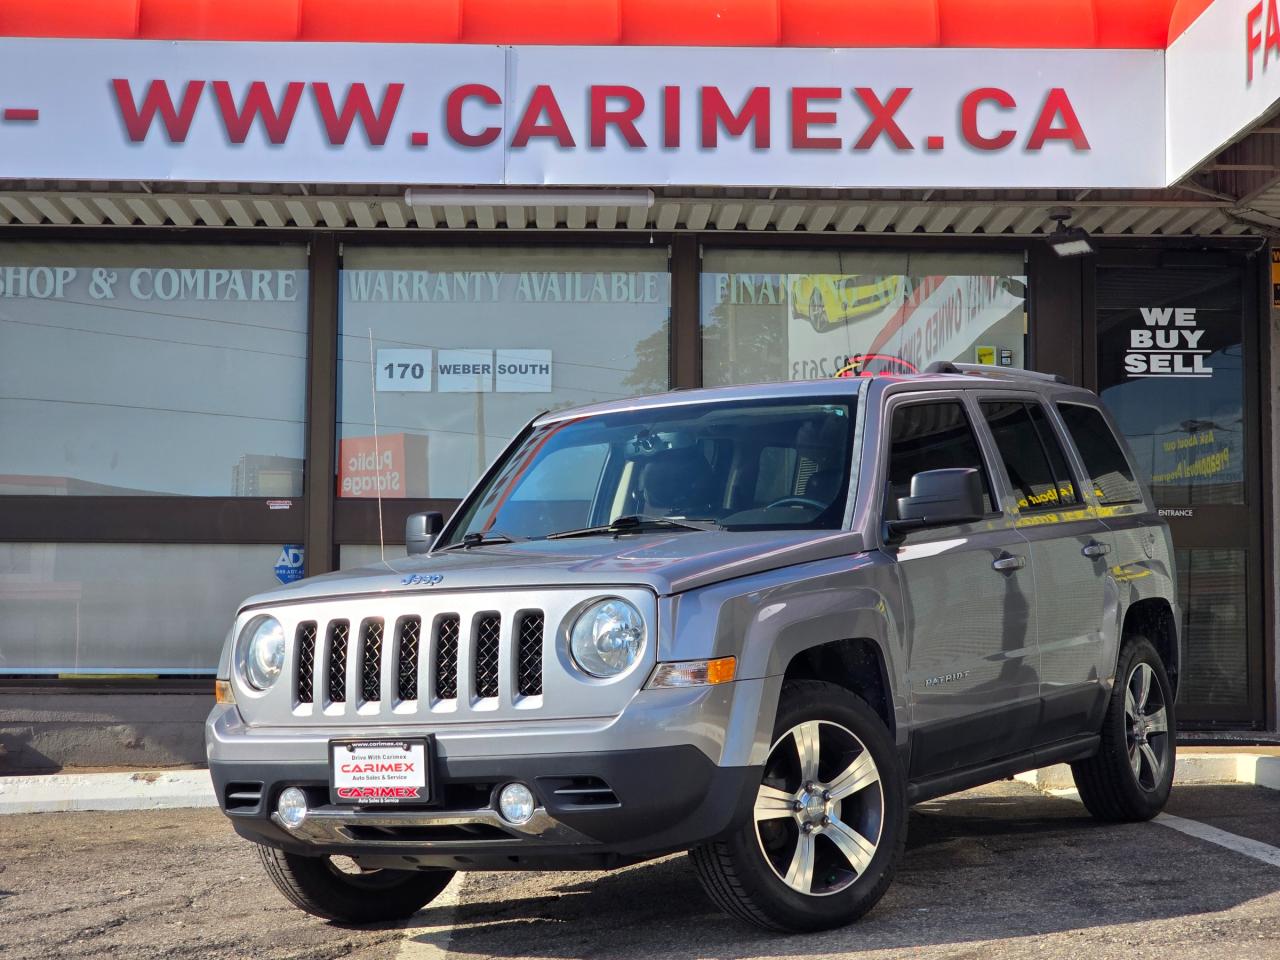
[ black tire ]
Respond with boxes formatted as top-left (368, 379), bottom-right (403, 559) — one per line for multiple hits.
top-left (690, 680), bottom-right (907, 933)
top-left (1071, 636), bottom-right (1176, 822)
top-left (255, 844), bottom-right (455, 924)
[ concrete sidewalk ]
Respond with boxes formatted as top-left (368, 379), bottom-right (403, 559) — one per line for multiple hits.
top-left (0, 768), bottom-right (215, 814)
top-left (1, 747), bottom-right (1276, 815)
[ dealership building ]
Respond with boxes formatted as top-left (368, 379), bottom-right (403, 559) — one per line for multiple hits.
top-left (2, 0), bottom-right (1280, 768)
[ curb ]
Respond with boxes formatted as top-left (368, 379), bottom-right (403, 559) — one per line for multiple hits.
top-left (0, 769), bottom-right (216, 814)
top-left (1015, 752), bottom-right (1280, 793)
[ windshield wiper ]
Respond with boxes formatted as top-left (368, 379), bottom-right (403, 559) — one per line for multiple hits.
top-left (439, 531), bottom-right (528, 552)
top-left (546, 514), bottom-right (720, 540)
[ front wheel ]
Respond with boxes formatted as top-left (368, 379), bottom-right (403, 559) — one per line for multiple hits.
top-left (255, 845), bottom-right (455, 924)
top-left (1071, 636), bottom-right (1176, 822)
top-left (690, 680), bottom-right (906, 932)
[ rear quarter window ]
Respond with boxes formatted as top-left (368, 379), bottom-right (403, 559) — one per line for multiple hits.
top-left (1057, 403), bottom-right (1145, 505)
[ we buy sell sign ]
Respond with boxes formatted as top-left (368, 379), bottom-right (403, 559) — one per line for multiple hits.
top-left (0, 39), bottom-right (1164, 188)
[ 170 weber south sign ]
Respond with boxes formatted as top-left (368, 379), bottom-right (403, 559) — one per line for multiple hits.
top-left (0, 39), bottom-right (1164, 188)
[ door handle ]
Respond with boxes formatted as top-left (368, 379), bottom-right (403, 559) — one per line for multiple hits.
top-left (1082, 541), bottom-right (1112, 559)
top-left (992, 553), bottom-right (1026, 572)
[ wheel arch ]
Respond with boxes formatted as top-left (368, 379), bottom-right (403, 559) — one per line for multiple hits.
top-left (1121, 597), bottom-right (1180, 697)
top-left (781, 638), bottom-right (896, 739)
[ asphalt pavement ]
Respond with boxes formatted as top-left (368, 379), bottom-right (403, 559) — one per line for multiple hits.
top-left (2, 781), bottom-right (1279, 960)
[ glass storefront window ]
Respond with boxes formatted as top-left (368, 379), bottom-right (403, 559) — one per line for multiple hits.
top-left (1176, 548), bottom-right (1249, 714)
top-left (1096, 265), bottom-right (1244, 506)
top-left (0, 542), bottom-right (288, 675)
top-left (701, 250), bottom-right (1027, 386)
top-left (338, 247), bottom-right (671, 499)
top-left (0, 243), bottom-right (309, 496)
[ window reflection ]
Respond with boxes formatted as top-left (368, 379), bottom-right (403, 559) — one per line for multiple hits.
top-left (338, 247), bottom-right (671, 500)
top-left (0, 244), bottom-right (309, 497)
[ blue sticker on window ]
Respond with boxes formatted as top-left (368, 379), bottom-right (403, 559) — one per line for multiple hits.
top-left (275, 544), bottom-right (305, 584)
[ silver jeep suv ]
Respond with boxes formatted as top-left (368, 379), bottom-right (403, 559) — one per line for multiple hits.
top-left (207, 364), bottom-right (1180, 933)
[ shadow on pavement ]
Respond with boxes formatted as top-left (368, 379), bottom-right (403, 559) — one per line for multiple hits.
top-left (405, 785), bottom-right (1280, 958)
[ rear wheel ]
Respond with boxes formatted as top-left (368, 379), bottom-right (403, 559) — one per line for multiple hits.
top-left (690, 680), bottom-right (906, 932)
top-left (255, 845), bottom-right (455, 924)
top-left (1071, 636), bottom-right (1176, 822)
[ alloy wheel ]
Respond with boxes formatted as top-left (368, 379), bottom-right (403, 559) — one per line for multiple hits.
top-left (754, 720), bottom-right (884, 897)
top-left (1125, 661), bottom-right (1170, 791)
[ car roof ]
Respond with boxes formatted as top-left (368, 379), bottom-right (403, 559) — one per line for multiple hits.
top-left (534, 367), bottom-right (1101, 426)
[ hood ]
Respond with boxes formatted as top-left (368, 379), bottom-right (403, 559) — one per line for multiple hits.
top-left (240, 529), bottom-right (867, 609)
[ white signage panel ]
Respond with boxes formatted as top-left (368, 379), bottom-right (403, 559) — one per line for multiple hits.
top-left (0, 39), bottom-right (1166, 188)
top-left (375, 348), bottom-right (433, 392)
top-left (1167, 0), bottom-right (1278, 182)
top-left (495, 349), bottom-right (553, 392)
top-left (437, 348), bottom-right (494, 392)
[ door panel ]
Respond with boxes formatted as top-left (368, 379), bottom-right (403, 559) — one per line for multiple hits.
top-left (1093, 253), bottom-right (1262, 726)
top-left (977, 396), bottom-right (1111, 744)
top-left (882, 395), bottom-right (1039, 778)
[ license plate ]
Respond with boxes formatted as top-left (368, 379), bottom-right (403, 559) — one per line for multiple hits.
top-left (330, 738), bottom-right (430, 805)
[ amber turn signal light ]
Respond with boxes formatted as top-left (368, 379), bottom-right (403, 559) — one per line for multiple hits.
top-left (647, 656), bottom-right (737, 688)
top-left (214, 679), bottom-right (236, 704)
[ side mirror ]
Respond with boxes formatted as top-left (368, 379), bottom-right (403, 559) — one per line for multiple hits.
top-left (885, 468), bottom-right (985, 544)
top-left (405, 511), bottom-right (444, 556)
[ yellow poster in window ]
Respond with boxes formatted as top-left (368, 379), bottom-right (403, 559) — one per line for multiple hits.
top-left (975, 345), bottom-right (996, 365)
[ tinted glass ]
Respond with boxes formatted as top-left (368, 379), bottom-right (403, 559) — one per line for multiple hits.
top-left (1096, 264), bottom-right (1243, 506)
top-left (884, 400), bottom-right (992, 521)
top-left (1027, 403), bottom-right (1079, 506)
top-left (447, 396), bottom-right (858, 541)
top-left (0, 244), bottom-right (308, 496)
top-left (702, 250), bottom-right (1027, 385)
top-left (0, 542), bottom-right (289, 674)
top-left (981, 400), bottom-right (1077, 511)
top-left (338, 247), bottom-right (670, 500)
top-left (1057, 403), bottom-right (1144, 505)
top-left (1176, 548), bottom-right (1250, 716)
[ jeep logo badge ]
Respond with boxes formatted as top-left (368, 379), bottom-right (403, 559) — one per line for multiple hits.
top-left (401, 574), bottom-right (444, 586)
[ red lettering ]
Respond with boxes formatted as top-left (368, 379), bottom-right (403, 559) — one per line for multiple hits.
top-left (311, 82), bottom-right (402, 146)
top-left (511, 85), bottom-right (575, 148)
top-left (1267, 0), bottom-right (1280, 71)
top-left (1249, 2), bottom-right (1265, 82)
top-left (112, 79), bottom-right (205, 143)
top-left (663, 85), bottom-right (680, 148)
top-left (791, 87), bottom-right (841, 150)
top-left (590, 85), bottom-right (646, 148)
top-left (212, 81), bottom-right (304, 145)
top-left (700, 87), bottom-right (770, 148)
top-left (961, 87), bottom-right (1016, 151)
top-left (446, 83), bottom-right (502, 147)
top-left (1025, 89), bottom-right (1090, 151)
top-left (853, 87), bottom-right (913, 150)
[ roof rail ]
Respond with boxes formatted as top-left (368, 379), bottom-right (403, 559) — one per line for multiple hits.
top-left (923, 361), bottom-right (1067, 384)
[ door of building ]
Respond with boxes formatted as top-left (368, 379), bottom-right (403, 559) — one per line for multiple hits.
top-left (1090, 249), bottom-right (1264, 728)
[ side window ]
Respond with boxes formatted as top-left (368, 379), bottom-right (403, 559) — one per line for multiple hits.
top-left (980, 400), bottom-right (1078, 512)
top-left (884, 400), bottom-right (993, 521)
top-left (1057, 403), bottom-right (1145, 505)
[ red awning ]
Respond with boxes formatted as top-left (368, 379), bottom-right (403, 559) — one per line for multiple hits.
top-left (0, 0), bottom-right (1217, 47)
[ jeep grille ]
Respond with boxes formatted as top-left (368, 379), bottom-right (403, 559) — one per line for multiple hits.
top-left (295, 609), bottom-right (543, 709)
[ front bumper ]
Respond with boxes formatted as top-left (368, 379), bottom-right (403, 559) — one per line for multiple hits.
top-left (210, 745), bottom-right (760, 870)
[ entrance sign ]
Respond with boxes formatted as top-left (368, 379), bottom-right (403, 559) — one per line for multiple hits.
top-left (0, 39), bottom-right (1163, 188)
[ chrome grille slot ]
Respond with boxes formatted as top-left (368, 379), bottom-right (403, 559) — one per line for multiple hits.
top-left (435, 615), bottom-right (460, 700)
top-left (396, 617), bottom-right (420, 702)
top-left (328, 620), bottom-right (350, 704)
top-left (517, 612), bottom-right (544, 697)
top-left (474, 614), bottom-right (501, 699)
top-left (295, 622), bottom-right (316, 705)
top-left (360, 619), bottom-right (383, 703)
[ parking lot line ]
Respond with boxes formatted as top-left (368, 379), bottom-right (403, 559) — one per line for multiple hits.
top-left (397, 873), bottom-right (463, 960)
top-left (1155, 813), bottom-right (1280, 869)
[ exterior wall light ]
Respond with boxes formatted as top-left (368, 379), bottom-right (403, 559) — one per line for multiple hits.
top-left (1047, 209), bottom-right (1094, 257)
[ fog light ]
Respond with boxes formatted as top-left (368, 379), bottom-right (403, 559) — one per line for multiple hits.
top-left (277, 786), bottom-right (308, 829)
top-left (497, 782), bottom-right (536, 825)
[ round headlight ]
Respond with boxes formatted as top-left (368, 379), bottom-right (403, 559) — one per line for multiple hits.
top-left (242, 616), bottom-right (286, 690)
top-left (569, 599), bottom-right (645, 678)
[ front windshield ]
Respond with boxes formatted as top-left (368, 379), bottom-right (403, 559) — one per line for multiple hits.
top-left (444, 394), bottom-right (859, 544)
